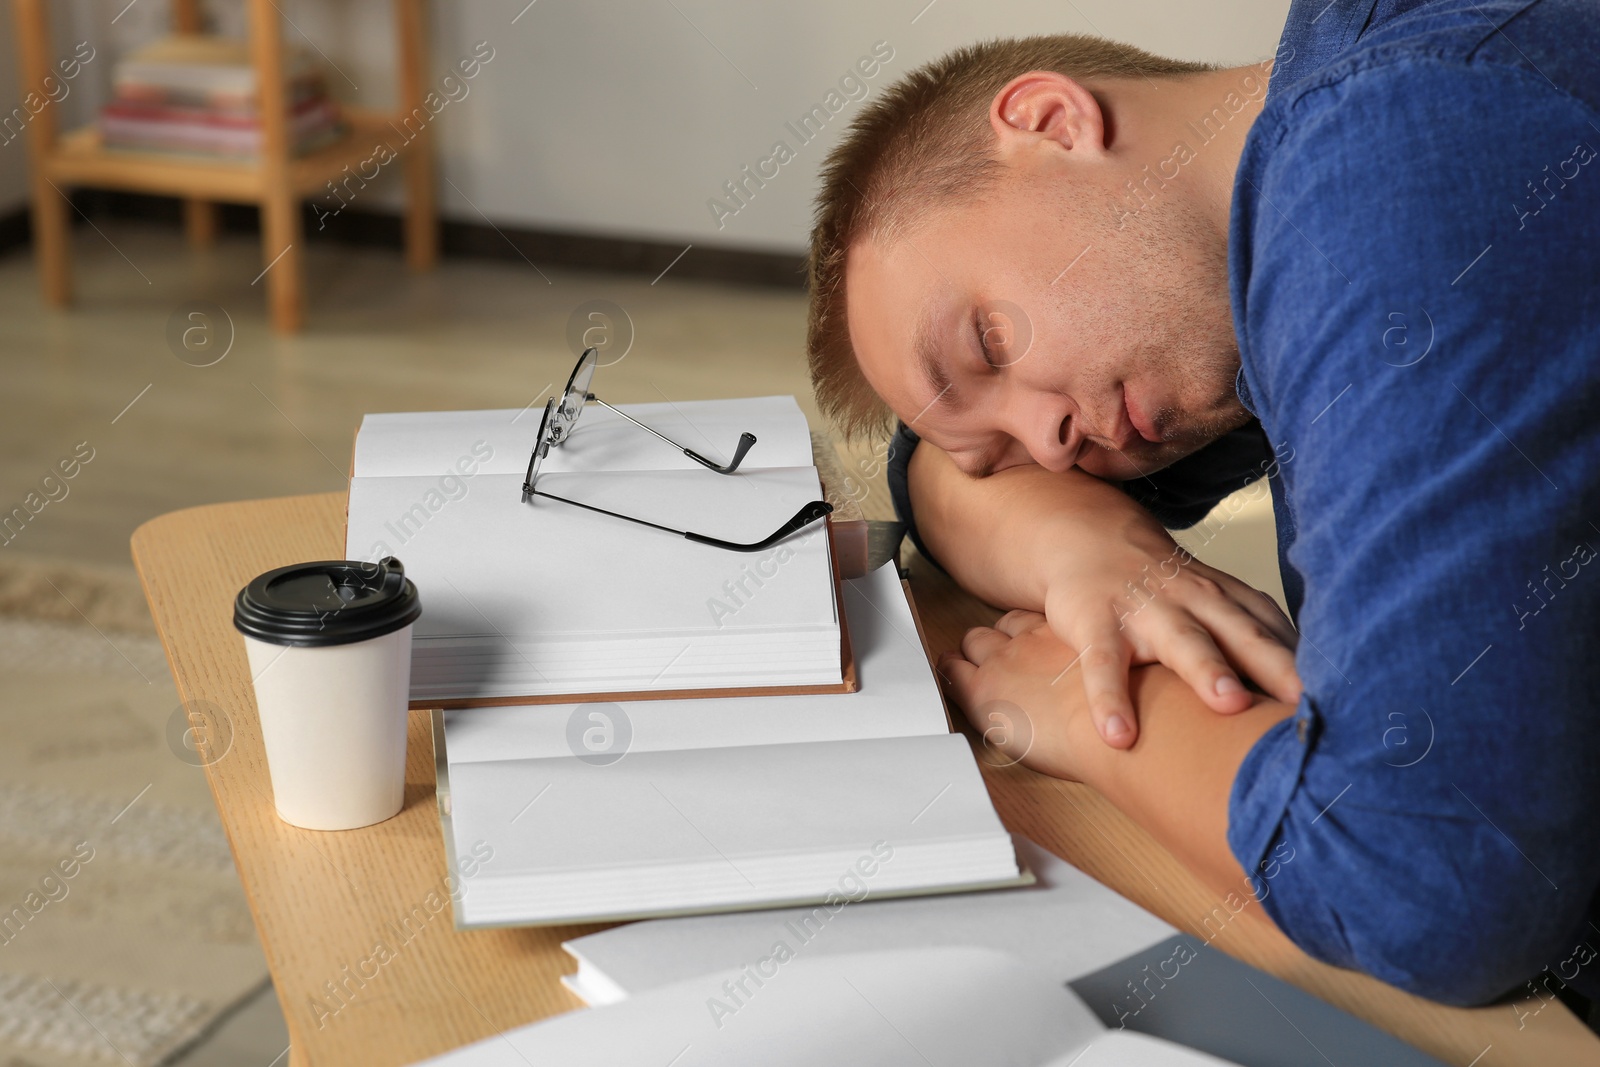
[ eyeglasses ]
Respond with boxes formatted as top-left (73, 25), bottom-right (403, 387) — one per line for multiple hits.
top-left (520, 348), bottom-right (832, 552)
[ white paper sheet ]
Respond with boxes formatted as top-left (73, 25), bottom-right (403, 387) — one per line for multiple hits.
top-left (561, 835), bottom-right (1178, 1003)
top-left (348, 467), bottom-right (837, 637)
top-left (352, 396), bottom-right (815, 479)
top-left (407, 947), bottom-right (1238, 1067)
top-left (410, 947), bottom-right (1099, 1066)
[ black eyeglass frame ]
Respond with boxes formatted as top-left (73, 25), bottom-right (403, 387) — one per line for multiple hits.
top-left (519, 349), bottom-right (832, 552)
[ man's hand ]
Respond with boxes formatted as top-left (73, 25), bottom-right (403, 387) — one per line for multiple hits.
top-left (1040, 518), bottom-right (1302, 750)
top-left (908, 442), bottom-right (1302, 753)
top-left (938, 610), bottom-right (1092, 782)
top-left (939, 609), bottom-right (1295, 899)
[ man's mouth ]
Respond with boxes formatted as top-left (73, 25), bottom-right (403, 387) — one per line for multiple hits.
top-left (1122, 384), bottom-right (1163, 445)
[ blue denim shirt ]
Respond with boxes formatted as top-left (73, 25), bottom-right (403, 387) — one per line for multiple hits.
top-left (886, 0), bottom-right (1600, 1005)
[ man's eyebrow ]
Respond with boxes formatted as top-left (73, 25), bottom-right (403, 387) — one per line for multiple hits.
top-left (911, 305), bottom-right (957, 425)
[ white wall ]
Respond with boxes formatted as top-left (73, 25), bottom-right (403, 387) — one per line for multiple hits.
top-left (422, 0), bottom-right (1293, 253)
top-left (0, 0), bottom-right (1292, 254)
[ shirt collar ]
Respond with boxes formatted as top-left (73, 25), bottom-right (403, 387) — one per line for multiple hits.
top-left (1234, 364), bottom-right (1259, 418)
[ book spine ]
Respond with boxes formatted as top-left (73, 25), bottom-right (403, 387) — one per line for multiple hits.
top-left (101, 105), bottom-right (343, 157)
top-left (111, 73), bottom-right (325, 113)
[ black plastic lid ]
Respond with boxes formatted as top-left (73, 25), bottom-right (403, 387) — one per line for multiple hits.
top-left (233, 557), bottom-right (421, 647)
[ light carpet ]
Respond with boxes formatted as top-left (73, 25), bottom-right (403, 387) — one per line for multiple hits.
top-left (0, 556), bottom-right (269, 1067)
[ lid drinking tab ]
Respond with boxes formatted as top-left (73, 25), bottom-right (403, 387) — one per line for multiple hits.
top-left (233, 556), bottom-right (422, 647)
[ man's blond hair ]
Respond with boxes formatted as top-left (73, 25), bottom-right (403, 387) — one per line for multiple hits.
top-left (806, 35), bottom-right (1215, 438)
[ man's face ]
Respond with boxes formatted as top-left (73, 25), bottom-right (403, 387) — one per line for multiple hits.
top-left (846, 160), bottom-right (1249, 481)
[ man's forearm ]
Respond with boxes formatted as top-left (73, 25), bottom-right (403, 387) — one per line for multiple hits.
top-left (1062, 666), bottom-right (1294, 896)
top-left (908, 441), bottom-right (1163, 611)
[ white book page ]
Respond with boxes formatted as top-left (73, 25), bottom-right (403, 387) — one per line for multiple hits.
top-left (408, 947), bottom-right (1110, 1067)
top-left (346, 467), bottom-right (837, 641)
top-left (452, 734), bottom-right (1004, 882)
top-left (441, 564), bottom-right (944, 760)
top-left (561, 835), bottom-right (1178, 1004)
top-left (1049, 1032), bottom-right (1244, 1067)
top-left (352, 396), bottom-right (814, 479)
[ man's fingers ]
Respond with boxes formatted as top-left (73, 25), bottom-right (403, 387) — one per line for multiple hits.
top-left (936, 652), bottom-right (979, 713)
top-left (994, 609), bottom-right (1048, 637)
top-left (1143, 609), bottom-right (1255, 714)
top-left (1068, 639), bottom-right (1138, 749)
top-left (960, 626), bottom-right (1011, 667)
top-left (1212, 575), bottom-right (1298, 649)
top-left (1192, 600), bottom-right (1304, 707)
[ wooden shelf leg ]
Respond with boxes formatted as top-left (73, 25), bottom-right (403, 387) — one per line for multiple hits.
top-left (248, 0), bottom-right (304, 332)
top-left (260, 190), bottom-right (304, 333)
top-left (401, 136), bottom-right (438, 271)
top-left (15, 0), bottom-right (71, 305)
top-left (395, 0), bottom-right (437, 270)
top-left (172, 0), bottom-right (205, 33)
top-left (29, 173), bottom-right (73, 307)
top-left (184, 198), bottom-right (219, 248)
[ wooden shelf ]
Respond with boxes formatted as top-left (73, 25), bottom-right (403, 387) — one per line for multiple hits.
top-left (46, 108), bottom-right (421, 204)
top-left (11, 0), bottom-right (437, 333)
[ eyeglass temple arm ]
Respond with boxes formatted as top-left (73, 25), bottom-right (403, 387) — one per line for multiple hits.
top-left (526, 490), bottom-right (832, 553)
top-left (684, 500), bottom-right (833, 552)
top-left (589, 397), bottom-right (757, 475)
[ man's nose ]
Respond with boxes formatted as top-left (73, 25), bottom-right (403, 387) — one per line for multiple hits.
top-left (1008, 393), bottom-right (1080, 473)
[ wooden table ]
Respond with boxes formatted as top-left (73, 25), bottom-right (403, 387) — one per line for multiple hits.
top-left (132, 492), bottom-right (1600, 1067)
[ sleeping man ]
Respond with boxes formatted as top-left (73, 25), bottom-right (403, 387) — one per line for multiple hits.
top-left (804, 0), bottom-right (1600, 1017)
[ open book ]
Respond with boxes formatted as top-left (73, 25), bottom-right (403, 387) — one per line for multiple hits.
top-left (344, 397), bottom-right (850, 706)
top-left (433, 563), bottom-right (1026, 926)
top-left (407, 946), bottom-right (1243, 1066)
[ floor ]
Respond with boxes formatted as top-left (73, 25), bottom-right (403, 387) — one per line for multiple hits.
top-left (0, 222), bottom-right (1281, 1065)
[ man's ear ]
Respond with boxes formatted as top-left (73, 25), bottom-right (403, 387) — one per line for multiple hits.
top-left (989, 71), bottom-right (1108, 160)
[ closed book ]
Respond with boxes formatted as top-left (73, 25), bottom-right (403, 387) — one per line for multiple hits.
top-left (100, 99), bottom-right (342, 158)
top-left (111, 35), bottom-right (318, 99)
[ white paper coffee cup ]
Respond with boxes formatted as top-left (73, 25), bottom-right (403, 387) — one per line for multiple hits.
top-left (234, 557), bottom-right (421, 831)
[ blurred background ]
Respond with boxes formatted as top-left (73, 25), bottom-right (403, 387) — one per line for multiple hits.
top-left (0, 1), bottom-right (1288, 1063)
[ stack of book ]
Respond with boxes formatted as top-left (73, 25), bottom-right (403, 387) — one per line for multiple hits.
top-left (100, 35), bottom-right (343, 159)
top-left (345, 394), bottom-right (1027, 922)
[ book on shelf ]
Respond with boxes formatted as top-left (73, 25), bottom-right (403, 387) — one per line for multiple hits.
top-left (344, 396), bottom-right (855, 706)
top-left (112, 35), bottom-right (323, 107)
top-left (100, 34), bottom-right (342, 158)
top-left (432, 562), bottom-right (1026, 927)
top-left (100, 97), bottom-right (342, 158)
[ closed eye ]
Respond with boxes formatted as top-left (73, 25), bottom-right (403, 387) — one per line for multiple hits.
top-left (974, 316), bottom-right (999, 371)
